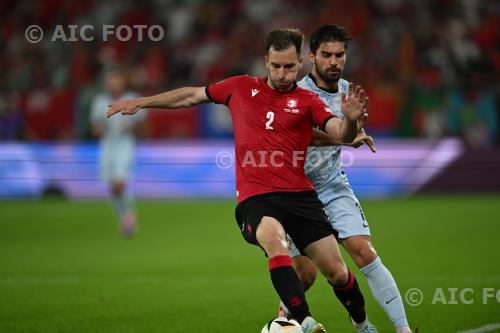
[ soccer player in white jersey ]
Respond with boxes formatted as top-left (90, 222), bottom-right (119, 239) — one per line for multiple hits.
top-left (282, 25), bottom-right (412, 333)
top-left (90, 67), bottom-right (146, 236)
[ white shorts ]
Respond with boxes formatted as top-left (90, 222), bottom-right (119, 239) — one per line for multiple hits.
top-left (99, 140), bottom-right (134, 183)
top-left (289, 172), bottom-right (371, 258)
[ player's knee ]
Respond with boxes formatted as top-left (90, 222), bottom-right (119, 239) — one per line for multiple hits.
top-left (111, 181), bottom-right (125, 195)
top-left (350, 242), bottom-right (378, 268)
top-left (323, 262), bottom-right (349, 286)
top-left (256, 218), bottom-right (288, 257)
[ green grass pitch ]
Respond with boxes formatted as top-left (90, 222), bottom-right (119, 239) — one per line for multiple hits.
top-left (1, 195), bottom-right (499, 332)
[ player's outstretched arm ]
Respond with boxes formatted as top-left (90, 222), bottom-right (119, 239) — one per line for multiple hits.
top-left (106, 86), bottom-right (209, 118)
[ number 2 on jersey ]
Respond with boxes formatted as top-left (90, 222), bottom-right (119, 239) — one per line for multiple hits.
top-left (265, 111), bottom-right (274, 130)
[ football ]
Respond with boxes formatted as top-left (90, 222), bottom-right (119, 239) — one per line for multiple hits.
top-left (261, 317), bottom-right (303, 333)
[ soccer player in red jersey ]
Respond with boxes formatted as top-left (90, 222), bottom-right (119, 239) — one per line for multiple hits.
top-left (107, 28), bottom-right (369, 333)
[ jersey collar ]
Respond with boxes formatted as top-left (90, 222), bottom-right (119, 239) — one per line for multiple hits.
top-left (308, 73), bottom-right (339, 94)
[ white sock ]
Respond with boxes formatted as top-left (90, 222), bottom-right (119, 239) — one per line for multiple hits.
top-left (360, 257), bottom-right (409, 330)
top-left (352, 316), bottom-right (369, 329)
top-left (111, 191), bottom-right (133, 221)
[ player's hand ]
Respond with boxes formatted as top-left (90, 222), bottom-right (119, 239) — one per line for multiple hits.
top-left (357, 97), bottom-right (369, 129)
top-left (358, 113), bottom-right (368, 129)
top-left (341, 82), bottom-right (368, 123)
top-left (107, 99), bottom-right (142, 118)
top-left (351, 131), bottom-right (377, 153)
top-left (351, 98), bottom-right (375, 152)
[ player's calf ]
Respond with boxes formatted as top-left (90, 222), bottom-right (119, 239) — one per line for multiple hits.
top-left (331, 270), bottom-right (368, 325)
top-left (257, 217), bottom-right (312, 323)
top-left (304, 235), bottom-right (369, 325)
top-left (304, 235), bottom-right (349, 286)
top-left (292, 255), bottom-right (318, 291)
top-left (268, 255), bottom-right (311, 323)
top-left (346, 237), bottom-right (411, 332)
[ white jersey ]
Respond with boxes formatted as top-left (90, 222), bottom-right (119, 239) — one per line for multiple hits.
top-left (90, 91), bottom-right (145, 145)
top-left (298, 75), bottom-right (350, 188)
top-left (288, 76), bottom-right (371, 256)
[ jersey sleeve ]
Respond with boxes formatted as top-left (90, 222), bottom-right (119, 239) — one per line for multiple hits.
top-left (90, 95), bottom-right (106, 125)
top-left (310, 93), bottom-right (336, 131)
top-left (205, 76), bottom-right (243, 105)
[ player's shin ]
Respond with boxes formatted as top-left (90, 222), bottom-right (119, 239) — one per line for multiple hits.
top-left (269, 255), bottom-right (311, 323)
top-left (360, 257), bottom-right (409, 330)
top-left (331, 270), bottom-right (367, 324)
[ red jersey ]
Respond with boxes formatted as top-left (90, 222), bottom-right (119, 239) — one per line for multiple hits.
top-left (206, 75), bottom-right (334, 203)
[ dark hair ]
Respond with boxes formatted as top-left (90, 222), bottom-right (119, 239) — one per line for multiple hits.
top-left (265, 28), bottom-right (304, 57)
top-left (309, 25), bottom-right (351, 54)
top-left (104, 65), bottom-right (131, 88)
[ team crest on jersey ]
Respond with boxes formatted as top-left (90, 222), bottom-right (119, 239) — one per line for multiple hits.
top-left (284, 98), bottom-right (300, 114)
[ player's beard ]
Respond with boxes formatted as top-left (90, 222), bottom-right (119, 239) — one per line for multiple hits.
top-left (317, 65), bottom-right (341, 86)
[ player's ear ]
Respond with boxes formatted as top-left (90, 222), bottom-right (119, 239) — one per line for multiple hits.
top-left (298, 56), bottom-right (303, 70)
top-left (308, 51), bottom-right (315, 64)
top-left (264, 55), bottom-right (270, 69)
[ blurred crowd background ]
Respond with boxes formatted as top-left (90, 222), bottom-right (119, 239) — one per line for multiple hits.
top-left (0, 0), bottom-right (498, 148)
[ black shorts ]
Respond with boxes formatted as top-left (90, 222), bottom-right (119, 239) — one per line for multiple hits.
top-left (234, 190), bottom-right (336, 255)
